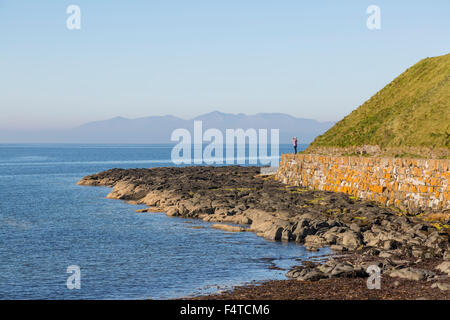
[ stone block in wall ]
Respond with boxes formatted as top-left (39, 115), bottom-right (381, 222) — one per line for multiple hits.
top-left (277, 154), bottom-right (450, 212)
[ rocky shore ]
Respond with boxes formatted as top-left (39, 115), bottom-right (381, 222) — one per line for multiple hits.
top-left (78, 166), bottom-right (449, 299)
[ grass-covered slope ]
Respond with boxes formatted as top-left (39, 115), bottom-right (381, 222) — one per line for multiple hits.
top-left (308, 53), bottom-right (450, 150)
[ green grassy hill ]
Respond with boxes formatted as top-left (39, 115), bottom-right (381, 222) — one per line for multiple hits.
top-left (307, 53), bottom-right (450, 152)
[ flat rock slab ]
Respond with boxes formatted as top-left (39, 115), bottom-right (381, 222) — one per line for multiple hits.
top-left (211, 224), bottom-right (247, 232)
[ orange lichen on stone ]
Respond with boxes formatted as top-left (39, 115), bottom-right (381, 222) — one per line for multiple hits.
top-left (276, 154), bottom-right (450, 212)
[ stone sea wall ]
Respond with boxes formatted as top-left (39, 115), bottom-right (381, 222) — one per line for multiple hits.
top-left (276, 154), bottom-right (450, 212)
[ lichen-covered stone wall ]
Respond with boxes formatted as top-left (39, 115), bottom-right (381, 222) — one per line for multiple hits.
top-left (276, 154), bottom-right (450, 212)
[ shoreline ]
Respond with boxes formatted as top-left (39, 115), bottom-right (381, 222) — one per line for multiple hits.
top-left (78, 165), bottom-right (449, 299)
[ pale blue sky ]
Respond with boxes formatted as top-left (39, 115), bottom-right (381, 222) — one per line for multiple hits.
top-left (0, 0), bottom-right (449, 129)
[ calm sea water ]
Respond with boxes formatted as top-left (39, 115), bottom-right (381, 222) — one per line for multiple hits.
top-left (0, 143), bottom-right (329, 299)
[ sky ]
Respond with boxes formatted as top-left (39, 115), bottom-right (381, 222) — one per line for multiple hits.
top-left (0, 0), bottom-right (449, 130)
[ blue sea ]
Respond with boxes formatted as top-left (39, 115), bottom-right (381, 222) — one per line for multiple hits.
top-left (0, 143), bottom-right (328, 299)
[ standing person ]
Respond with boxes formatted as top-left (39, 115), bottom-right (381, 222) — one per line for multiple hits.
top-left (292, 137), bottom-right (298, 154)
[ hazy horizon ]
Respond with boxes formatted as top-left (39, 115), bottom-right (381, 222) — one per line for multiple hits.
top-left (1, 1), bottom-right (449, 130)
top-left (0, 111), bottom-right (335, 144)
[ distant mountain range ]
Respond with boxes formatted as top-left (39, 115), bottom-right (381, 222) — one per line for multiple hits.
top-left (0, 111), bottom-right (334, 144)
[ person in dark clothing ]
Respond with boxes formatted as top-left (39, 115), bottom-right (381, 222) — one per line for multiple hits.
top-left (292, 137), bottom-right (298, 154)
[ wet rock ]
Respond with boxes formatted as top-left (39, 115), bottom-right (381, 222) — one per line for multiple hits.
top-left (211, 224), bottom-right (246, 232)
top-left (383, 240), bottom-right (399, 250)
top-left (300, 270), bottom-right (327, 281)
top-left (292, 267), bottom-right (327, 281)
top-left (425, 232), bottom-right (442, 248)
top-left (435, 261), bottom-right (450, 276)
top-left (304, 235), bottom-right (327, 247)
top-left (317, 263), bottom-right (335, 274)
top-left (443, 250), bottom-right (450, 261)
top-left (389, 267), bottom-right (427, 281)
top-left (330, 262), bottom-right (354, 276)
top-left (290, 258), bottom-right (367, 281)
top-left (166, 207), bottom-right (180, 217)
top-left (340, 231), bottom-right (362, 250)
top-left (286, 266), bottom-right (306, 279)
top-left (281, 229), bottom-right (294, 241)
top-left (411, 246), bottom-right (428, 259)
top-left (330, 245), bottom-right (346, 252)
top-left (349, 223), bottom-right (361, 233)
top-left (379, 251), bottom-right (393, 258)
top-left (292, 227), bottom-right (314, 243)
top-left (261, 225), bottom-right (284, 241)
top-left (363, 231), bottom-right (380, 247)
top-left (389, 259), bottom-right (410, 267)
top-left (431, 282), bottom-right (450, 291)
top-left (322, 231), bottom-right (338, 245)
